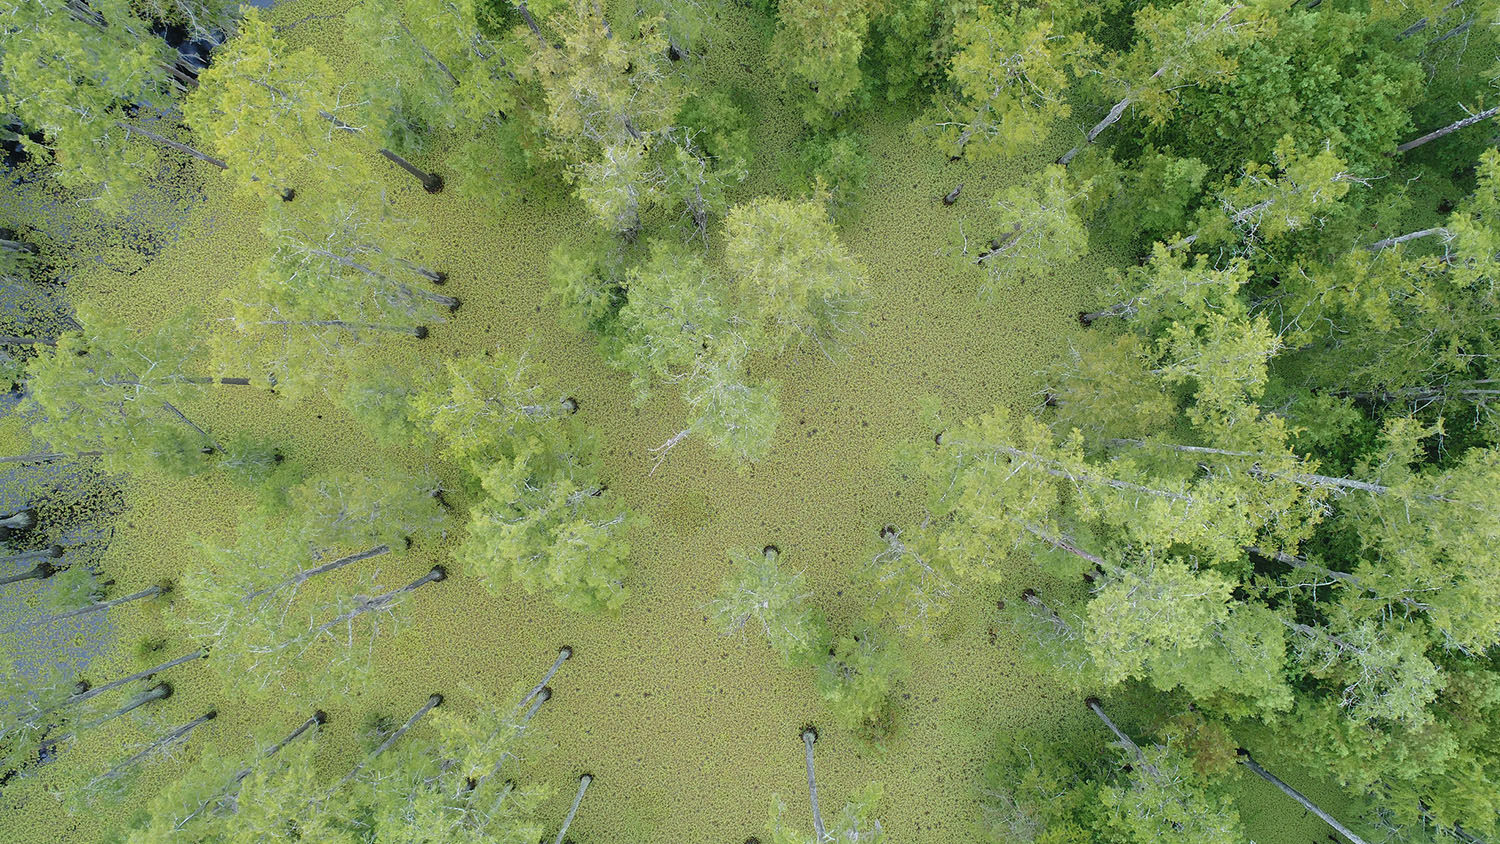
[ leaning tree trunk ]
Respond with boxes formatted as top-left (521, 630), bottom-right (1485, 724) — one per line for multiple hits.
top-left (0, 335), bottom-right (57, 347)
top-left (1238, 750), bottom-right (1371, 844)
top-left (520, 645), bottom-right (572, 719)
top-left (1366, 227), bottom-right (1449, 251)
top-left (243, 544), bottom-right (391, 604)
top-left (336, 693), bottom-right (442, 791)
top-left (309, 566), bottom-right (446, 639)
top-left (0, 545), bottom-right (66, 586)
top-left (88, 710), bottom-right (217, 789)
top-left (1, 584), bottom-right (165, 634)
top-left (258, 319), bottom-right (430, 338)
top-left (1084, 698), bottom-right (1153, 771)
top-left (802, 728), bottom-right (827, 842)
top-left (1397, 105), bottom-right (1500, 154)
top-left (40, 683), bottom-right (174, 755)
top-left (57, 649), bottom-right (206, 713)
top-left (116, 123), bottom-right (228, 170)
top-left (175, 710), bottom-right (327, 831)
top-left (553, 774), bottom-right (594, 844)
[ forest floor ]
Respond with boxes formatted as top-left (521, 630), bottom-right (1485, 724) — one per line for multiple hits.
top-left (3, 2), bottom-right (1371, 842)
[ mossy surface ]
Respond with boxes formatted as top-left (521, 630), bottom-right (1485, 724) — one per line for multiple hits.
top-left (0, 2), bottom-right (1368, 842)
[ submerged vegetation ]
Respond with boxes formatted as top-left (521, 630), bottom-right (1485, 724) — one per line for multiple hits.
top-left (2, 0), bottom-right (1499, 842)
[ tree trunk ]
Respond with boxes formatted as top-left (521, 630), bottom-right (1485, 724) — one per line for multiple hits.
top-left (0, 510), bottom-right (35, 530)
top-left (520, 646), bottom-right (572, 711)
top-left (1366, 227), bottom-right (1448, 251)
top-left (1084, 698), bottom-right (1157, 775)
top-left (56, 649), bottom-right (206, 713)
top-left (1, 584), bottom-right (164, 634)
top-left (1105, 437), bottom-right (1412, 498)
top-left (336, 693), bottom-right (442, 790)
top-left (0, 238), bottom-right (38, 254)
top-left (175, 711), bottom-right (326, 831)
top-left (40, 683), bottom-right (174, 754)
top-left (310, 566), bottom-right (446, 638)
top-left (377, 148), bottom-right (444, 193)
top-left (942, 437), bottom-right (1196, 503)
top-left (0, 451), bottom-right (103, 465)
top-left (0, 335), bottom-right (57, 347)
top-left (553, 774), bottom-right (593, 844)
top-left (116, 123), bottom-right (228, 170)
top-left (258, 319), bottom-right (429, 338)
top-left (0, 560), bottom-right (59, 586)
top-left (90, 710), bottom-right (217, 787)
top-left (243, 544), bottom-right (390, 604)
top-left (1238, 751), bottom-right (1371, 844)
top-left (802, 728), bottom-right (826, 842)
top-left (1396, 104), bottom-right (1500, 154)
top-left (1057, 94), bottom-right (1136, 166)
top-left (161, 401), bottom-right (220, 451)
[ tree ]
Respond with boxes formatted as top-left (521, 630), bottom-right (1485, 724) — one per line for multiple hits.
top-left (460, 437), bottom-right (634, 612)
top-left (725, 197), bottom-right (868, 354)
top-left (23, 305), bottom-right (273, 479)
top-left (967, 165), bottom-right (1091, 295)
top-left (221, 185), bottom-right (455, 397)
top-left (858, 526), bottom-right (956, 639)
top-left (186, 8), bottom-right (443, 196)
top-left (771, 0), bottom-right (871, 125)
top-left (1056, 0), bottom-right (1263, 166)
top-left (815, 626), bottom-right (903, 735)
top-left (924, 7), bottom-right (1092, 160)
top-left (710, 547), bottom-right (825, 665)
top-left (0, 0), bottom-right (235, 209)
top-left (408, 348), bottom-right (635, 612)
top-left (119, 710), bottom-right (328, 843)
top-left (525, 0), bottom-right (682, 235)
top-left (178, 469), bottom-right (447, 698)
top-left (766, 729), bottom-right (883, 844)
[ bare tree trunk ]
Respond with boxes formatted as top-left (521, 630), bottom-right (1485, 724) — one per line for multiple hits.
top-left (1238, 751), bottom-right (1371, 844)
top-left (0, 545), bottom-right (65, 584)
top-left (520, 646), bottom-right (572, 711)
top-left (1084, 698), bottom-right (1158, 777)
top-left (802, 728), bottom-right (826, 842)
top-left (0, 336), bottom-right (57, 347)
top-left (2, 585), bottom-right (165, 634)
top-left (90, 710), bottom-right (217, 787)
top-left (1397, 105), bottom-right (1500, 154)
top-left (553, 774), bottom-right (593, 844)
top-left (309, 566), bottom-right (446, 638)
top-left (242, 544), bottom-right (390, 604)
top-left (174, 711), bottom-right (326, 831)
top-left (1057, 93), bottom-right (1137, 166)
top-left (0, 451), bottom-right (104, 466)
top-left (40, 684), bottom-right (174, 754)
top-left (257, 320), bottom-right (429, 338)
top-left (56, 649), bottom-right (206, 713)
top-left (1366, 227), bottom-right (1448, 251)
top-left (116, 123), bottom-right (229, 170)
top-left (336, 693), bottom-right (442, 791)
top-left (375, 149), bottom-right (444, 193)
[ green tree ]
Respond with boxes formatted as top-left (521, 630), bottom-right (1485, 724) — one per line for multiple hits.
top-left (815, 626), bottom-right (903, 735)
top-left (725, 197), bottom-right (868, 354)
top-left (23, 306), bottom-right (271, 478)
top-left (178, 470), bottom-right (447, 698)
top-left (968, 165), bottom-right (1091, 295)
top-left (1056, 0), bottom-right (1264, 166)
top-left (0, 0), bottom-right (234, 209)
top-left (771, 0), bottom-right (871, 125)
top-left (924, 7), bottom-right (1093, 160)
top-left (710, 547), bottom-right (825, 665)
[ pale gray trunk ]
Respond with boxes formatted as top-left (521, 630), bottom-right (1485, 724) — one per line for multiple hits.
top-left (336, 693), bottom-right (442, 790)
top-left (243, 544), bottom-right (390, 604)
top-left (802, 729), bottom-right (826, 842)
top-left (56, 649), bottom-right (206, 713)
top-left (553, 774), bottom-right (593, 844)
top-left (520, 646), bottom-right (572, 711)
top-left (1238, 751), bottom-right (1371, 844)
top-left (1366, 227), bottom-right (1448, 251)
top-left (1397, 104), bottom-right (1500, 154)
top-left (91, 710), bottom-right (217, 786)
top-left (2, 585), bottom-right (164, 634)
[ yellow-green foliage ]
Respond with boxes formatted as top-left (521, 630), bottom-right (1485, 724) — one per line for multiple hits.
top-left (0, 0), bottom-right (1333, 841)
